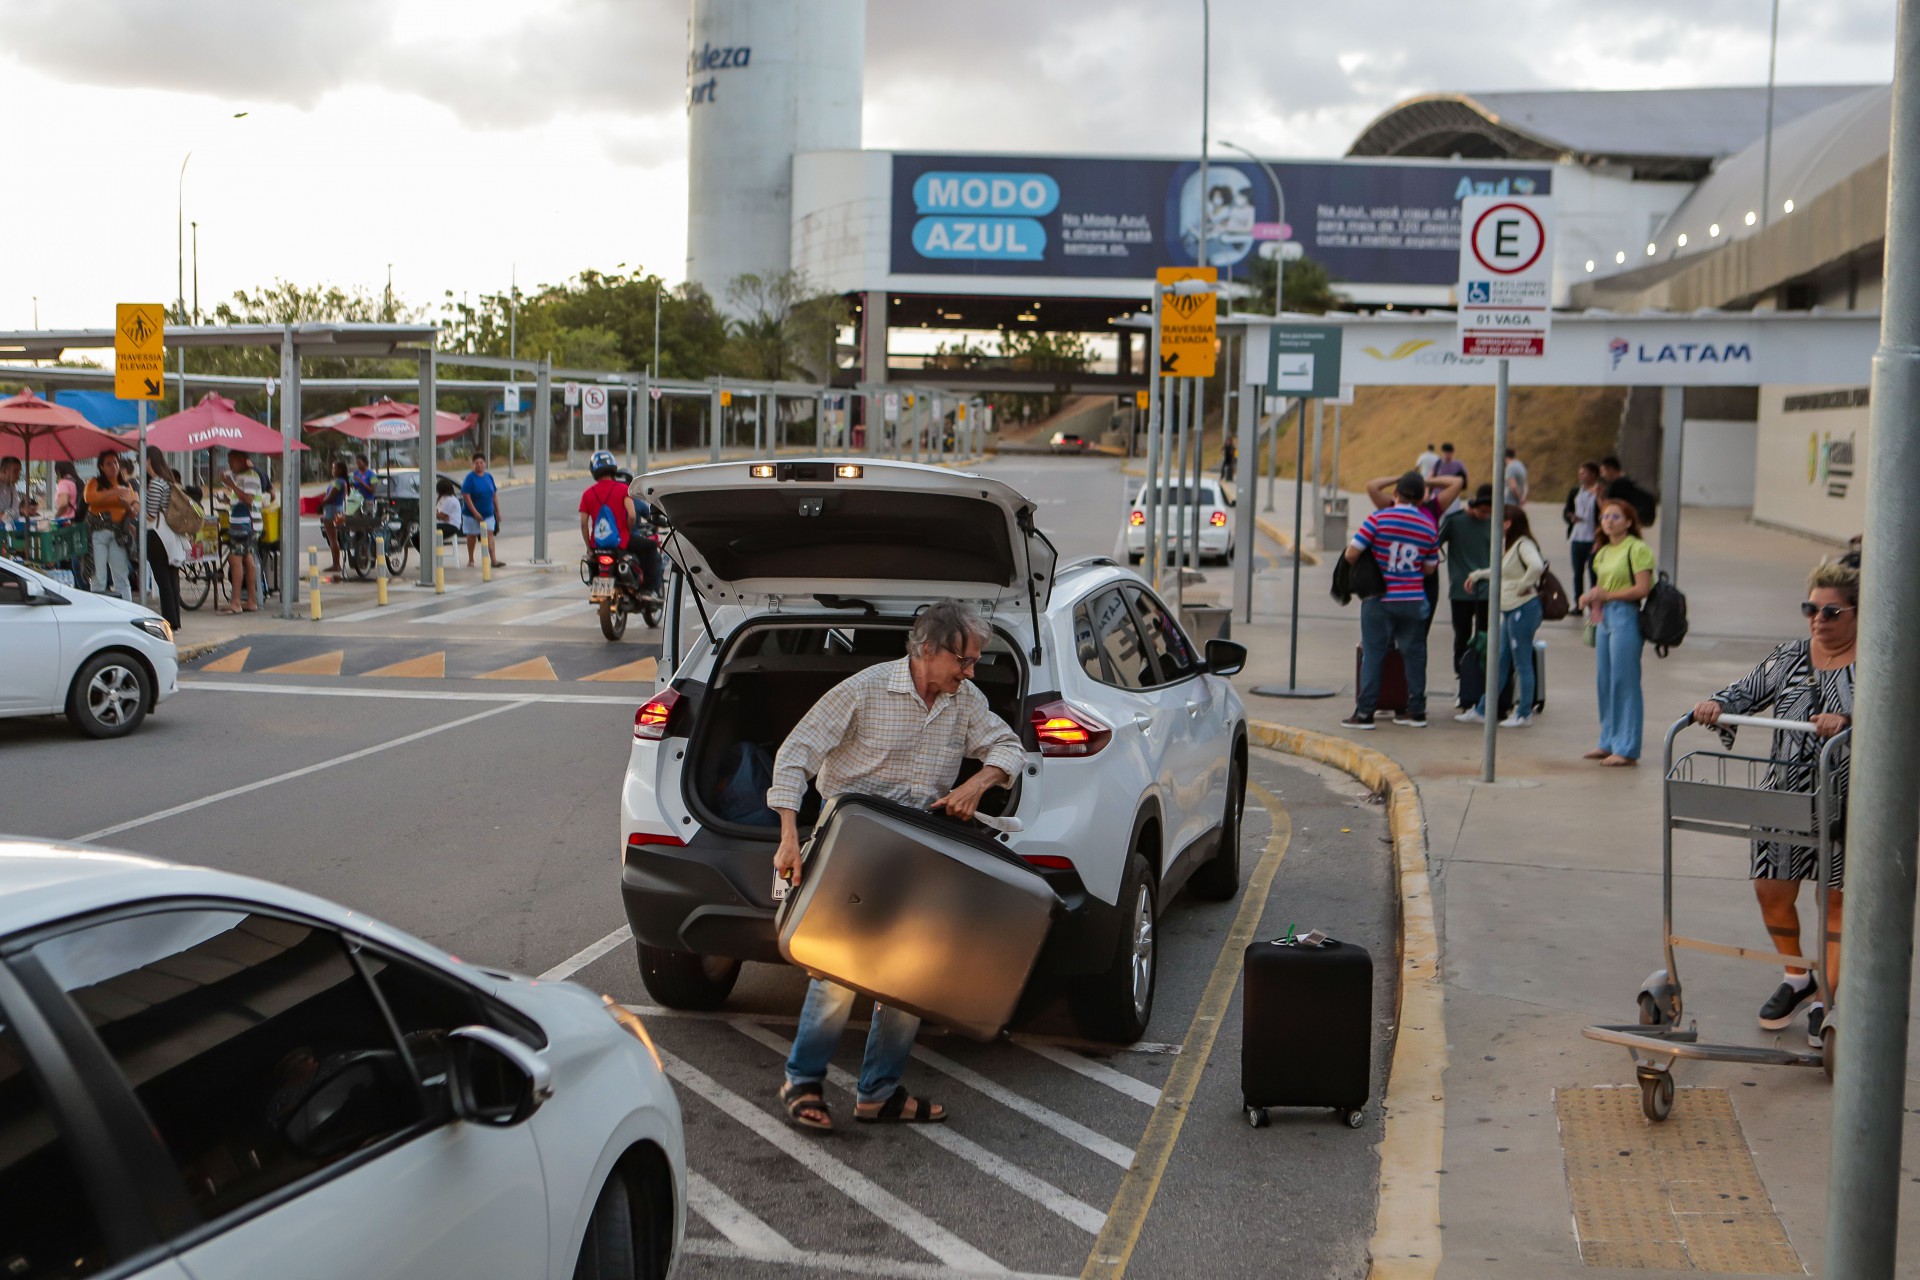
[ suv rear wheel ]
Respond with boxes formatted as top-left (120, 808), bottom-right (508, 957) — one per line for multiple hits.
top-left (1070, 849), bottom-right (1157, 1043)
top-left (1187, 755), bottom-right (1244, 901)
top-left (636, 943), bottom-right (741, 1010)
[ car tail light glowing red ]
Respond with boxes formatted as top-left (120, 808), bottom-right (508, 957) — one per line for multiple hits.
top-left (1129, 510), bottom-right (1145, 526)
top-left (634, 688), bottom-right (681, 740)
top-left (1030, 700), bottom-right (1112, 757)
top-left (1209, 510), bottom-right (1228, 527)
top-left (1021, 854), bottom-right (1075, 870)
top-left (626, 831), bottom-right (687, 850)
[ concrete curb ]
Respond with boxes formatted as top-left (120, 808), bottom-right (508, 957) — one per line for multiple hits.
top-left (1246, 719), bottom-right (1442, 1280)
top-left (176, 640), bottom-right (220, 665)
top-left (1254, 515), bottom-right (1322, 567)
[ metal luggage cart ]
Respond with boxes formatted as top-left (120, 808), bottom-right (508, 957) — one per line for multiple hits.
top-left (1583, 713), bottom-right (1849, 1121)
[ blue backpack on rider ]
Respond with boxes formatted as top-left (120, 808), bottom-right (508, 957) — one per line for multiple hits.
top-left (589, 499), bottom-right (623, 550)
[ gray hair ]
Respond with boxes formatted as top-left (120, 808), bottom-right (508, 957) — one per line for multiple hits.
top-left (909, 599), bottom-right (990, 659)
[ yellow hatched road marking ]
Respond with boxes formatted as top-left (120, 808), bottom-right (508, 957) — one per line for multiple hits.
top-left (201, 646), bottom-right (250, 673)
top-left (580, 656), bottom-right (659, 683)
top-left (362, 652), bottom-right (447, 679)
top-left (259, 650), bottom-right (344, 676)
top-left (1078, 781), bottom-right (1291, 1280)
top-left (476, 655), bottom-right (559, 681)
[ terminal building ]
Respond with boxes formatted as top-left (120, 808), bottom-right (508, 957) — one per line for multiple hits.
top-left (682, 0), bottom-right (1888, 541)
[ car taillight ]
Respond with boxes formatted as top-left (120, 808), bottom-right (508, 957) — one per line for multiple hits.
top-left (1021, 854), bottom-right (1075, 870)
top-left (1129, 510), bottom-right (1145, 526)
top-left (1209, 510), bottom-right (1228, 527)
top-left (634, 688), bottom-right (681, 740)
top-left (1031, 700), bottom-right (1112, 757)
top-left (626, 831), bottom-right (687, 849)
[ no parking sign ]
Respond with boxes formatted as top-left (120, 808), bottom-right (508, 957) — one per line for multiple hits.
top-left (582, 385), bottom-right (609, 436)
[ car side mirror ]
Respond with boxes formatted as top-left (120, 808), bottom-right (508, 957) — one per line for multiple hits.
top-left (1205, 638), bottom-right (1247, 677)
top-left (446, 1025), bottom-right (552, 1126)
top-left (22, 578), bottom-right (45, 602)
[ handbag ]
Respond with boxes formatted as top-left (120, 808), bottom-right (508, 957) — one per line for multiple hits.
top-left (164, 482), bottom-right (200, 536)
top-left (1537, 563), bottom-right (1571, 621)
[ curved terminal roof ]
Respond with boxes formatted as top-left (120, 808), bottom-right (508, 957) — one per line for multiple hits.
top-left (1348, 86), bottom-right (1875, 181)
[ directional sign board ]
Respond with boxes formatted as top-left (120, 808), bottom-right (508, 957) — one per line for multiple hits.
top-left (115, 303), bottom-right (166, 400)
top-left (1266, 324), bottom-right (1344, 398)
top-left (581, 385), bottom-right (609, 436)
top-left (1155, 266), bottom-right (1217, 378)
top-left (1457, 195), bottom-right (1553, 357)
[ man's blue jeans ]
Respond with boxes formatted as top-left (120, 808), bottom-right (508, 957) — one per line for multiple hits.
top-left (1357, 596), bottom-right (1430, 719)
top-left (785, 977), bottom-right (920, 1104)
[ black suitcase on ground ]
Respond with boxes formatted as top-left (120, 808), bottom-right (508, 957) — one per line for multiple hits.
top-left (777, 793), bottom-right (1060, 1041)
top-left (1242, 935), bottom-right (1372, 1127)
top-left (1353, 644), bottom-right (1408, 715)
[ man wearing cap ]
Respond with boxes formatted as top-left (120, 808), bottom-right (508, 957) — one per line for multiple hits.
top-left (1437, 484), bottom-right (1496, 703)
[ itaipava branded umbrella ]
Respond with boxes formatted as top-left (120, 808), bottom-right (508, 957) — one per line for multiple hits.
top-left (146, 393), bottom-right (307, 453)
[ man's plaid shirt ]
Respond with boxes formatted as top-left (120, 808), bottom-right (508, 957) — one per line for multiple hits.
top-left (767, 657), bottom-right (1027, 812)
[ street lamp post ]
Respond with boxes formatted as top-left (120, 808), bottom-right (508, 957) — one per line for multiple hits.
top-left (1219, 140), bottom-right (1287, 512)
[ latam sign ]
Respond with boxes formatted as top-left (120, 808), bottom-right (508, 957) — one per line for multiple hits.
top-left (1608, 337), bottom-right (1754, 371)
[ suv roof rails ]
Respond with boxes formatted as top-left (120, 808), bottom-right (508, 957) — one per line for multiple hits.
top-left (1058, 555), bottom-right (1120, 573)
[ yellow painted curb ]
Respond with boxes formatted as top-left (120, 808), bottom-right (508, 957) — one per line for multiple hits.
top-left (1246, 719), bottom-right (1443, 1280)
top-left (1254, 515), bottom-right (1322, 567)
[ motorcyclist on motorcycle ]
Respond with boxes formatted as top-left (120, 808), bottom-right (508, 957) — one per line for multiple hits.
top-left (579, 451), bottom-right (660, 598)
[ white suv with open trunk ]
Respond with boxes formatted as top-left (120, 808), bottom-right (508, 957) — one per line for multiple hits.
top-left (618, 459), bottom-right (1248, 1043)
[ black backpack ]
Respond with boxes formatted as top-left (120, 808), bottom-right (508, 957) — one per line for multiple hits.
top-left (1639, 572), bottom-right (1688, 657)
top-left (1330, 550), bottom-right (1386, 606)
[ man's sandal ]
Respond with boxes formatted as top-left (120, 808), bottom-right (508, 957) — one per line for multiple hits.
top-left (780, 1082), bottom-right (833, 1132)
top-left (855, 1086), bottom-right (946, 1125)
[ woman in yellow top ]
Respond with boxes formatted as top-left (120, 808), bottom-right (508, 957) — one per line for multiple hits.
top-left (1577, 498), bottom-right (1655, 765)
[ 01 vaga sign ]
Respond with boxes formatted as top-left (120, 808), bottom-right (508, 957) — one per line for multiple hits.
top-left (1456, 195), bottom-right (1553, 358)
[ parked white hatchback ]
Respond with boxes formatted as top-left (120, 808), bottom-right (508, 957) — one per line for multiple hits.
top-left (0, 838), bottom-right (684, 1280)
top-left (618, 459), bottom-right (1249, 1044)
top-left (0, 555), bottom-right (179, 737)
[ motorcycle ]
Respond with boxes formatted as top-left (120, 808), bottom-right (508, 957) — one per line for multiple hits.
top-left (581, 514), bottom-right (666, 641)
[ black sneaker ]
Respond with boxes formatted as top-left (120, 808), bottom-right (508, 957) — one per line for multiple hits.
top-left (1758, 978), bottom-right (1817, 1031)
top-left (1807, 1004), bottom-right (1827, 1049)
top-left (1338, 714), bottom-right (1376, 731)
top-left (1394, 714), bottom-right (1428, 728)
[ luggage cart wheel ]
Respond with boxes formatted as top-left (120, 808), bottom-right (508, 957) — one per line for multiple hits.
top-left (1820, 1023), bottom-right (1836, 1083)
top-left (1342, 1108), bottom-right (1365, 1129)
top-left (1245, 1107), bottom-right (1270, 1129)
top-left (1638, 1071), bottom-right (1674, 1122)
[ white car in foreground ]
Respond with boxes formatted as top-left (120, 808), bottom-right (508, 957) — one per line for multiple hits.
top-left (618, 459), bottom-right (1248, 1043)
top-left (1124, 478), bottom-right (1235, 565)
top-left (0, 555), bottom-right (179, 737)
top-left (0, 838), bottom-right (683, 1280)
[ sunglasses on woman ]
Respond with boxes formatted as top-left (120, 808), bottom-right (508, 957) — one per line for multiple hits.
top-left (1801, 602), bottom-right (1856, 621)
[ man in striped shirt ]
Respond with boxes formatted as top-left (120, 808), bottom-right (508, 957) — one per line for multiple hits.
top-left (1342, 471), bottom-right (1439, 729)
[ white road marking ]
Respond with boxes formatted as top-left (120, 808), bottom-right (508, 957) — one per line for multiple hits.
top-left (414, 583), bottom-right (581, 625)
top-left (661, 1051), bottom-right (1007, 1274)
top-left (72, 701), bottom-right (528, 844)
top-left (537, 925), bottom-right (632, 981)
top-left (681, 1240), bottom-right (1074, 1280)
top-left (325, 579), bottom-right (548, 623)
top-left (687, 1171), bottom-right (796, 1256)
top-left (613, 1003), bottom-right (1180, 1056)
top-left (503, 601), bottom-right (600, 627)
top-left (910, 1045), bottom-right (1137, 1169)
top-left (181, 680), bottom-right (640, 706)
top-left (1014, 1040), bottom-right (1162, 1107)
top-left (730, 1019), bottom-right (1107, 1236)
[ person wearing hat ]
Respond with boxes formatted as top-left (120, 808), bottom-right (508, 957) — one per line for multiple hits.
top-left (1436, 484), bottom-right (1496, 702)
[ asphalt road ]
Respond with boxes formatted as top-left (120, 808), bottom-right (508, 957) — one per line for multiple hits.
top-left (1, 455), bottom-right (1395, 1279)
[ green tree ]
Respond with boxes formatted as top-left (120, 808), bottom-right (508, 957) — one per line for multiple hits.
top-left (1248, 254), bottom-right (1341, 315)
top-left (724, 270), bottom-right (851, 382)
top-left (994, 329), bottom-right (1095, 422)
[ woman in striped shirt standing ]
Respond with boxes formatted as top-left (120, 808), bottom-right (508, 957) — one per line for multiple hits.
top-left (1691, 560), bottom-right (1856, 1048)
top-left (142, 445), bottom-right (183, 630)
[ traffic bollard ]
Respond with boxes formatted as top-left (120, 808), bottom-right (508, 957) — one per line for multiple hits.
top-left (434, 540), bottom-right (445, 594)
top-left (375, 535), bottom-right (389, 607)
top-left (481, 541), bottom-right (493, 583)
top-left (307, 546), bottom-right (322, 622)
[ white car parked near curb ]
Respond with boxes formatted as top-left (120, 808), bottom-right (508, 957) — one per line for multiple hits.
top-left (1123, 479), bottom-right (1235, 565)
top-left (618, 459), bottom-right (1249, 1044)
top-left (0, 555), bottom-right (180, 738)
top-left (0, 838), bottom-right (684, 1279)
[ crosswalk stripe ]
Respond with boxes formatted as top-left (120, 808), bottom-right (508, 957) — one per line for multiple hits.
top-left (681, 1240), bottom-right (1074, 1280)
top-left (910, 1046), bottom-right (1136, 1169)
top-left (361, 651), bottom-right (446, 679)
top-left (503, 601), bottom-right (597, 627)
top-left (258, 650), bottom-right (344, 676)
top-left (200, 646), bottom-right (250, 673)
top-left (412, 584), bottom-right (578, 626)
top-left (687, 1171), bottom-right (797, 1256)
top-left (660, 1051), bottom-right (1008, 1274)
top-left (1013, 1041), bottom-right (1162, 1107)
top-left (475, 656), bottom-right (558, 681)
top-left (730, 1020), bottom-right (1107, 1236)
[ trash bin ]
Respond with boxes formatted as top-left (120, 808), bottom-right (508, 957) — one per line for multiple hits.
top-left (1181, 605), bottom-right (1231, 645)
top-left (1319, 497), bottom-right (1349, 551)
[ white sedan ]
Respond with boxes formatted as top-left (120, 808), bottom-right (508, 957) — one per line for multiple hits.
top-left (1123, 478), bottom-right (1235, 565)
top-left (0, 838), bottom-right (684, 1279)
top-left (0, 555), bottom-right (179, 737)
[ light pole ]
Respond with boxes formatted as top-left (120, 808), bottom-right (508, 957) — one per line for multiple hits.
top-left (1761, 0), bottom-right (1782, 227)
top-left (1197, 0), bottom-right (1210, 271)
top-left (1220, 140), bottom-right (1287, 511)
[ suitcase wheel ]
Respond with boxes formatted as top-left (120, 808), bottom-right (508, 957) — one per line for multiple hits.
top-left (1245, 1106), bottom-right (1270, 1129)
top-left (1342, 1108), bottom-right (1365, 1129)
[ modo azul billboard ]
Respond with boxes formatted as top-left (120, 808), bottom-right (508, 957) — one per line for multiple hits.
top-left (889, 154), bottom-right (1553, 286)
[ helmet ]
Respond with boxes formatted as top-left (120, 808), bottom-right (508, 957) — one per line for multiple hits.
top-left (589, 450), bottom-right (619, 478)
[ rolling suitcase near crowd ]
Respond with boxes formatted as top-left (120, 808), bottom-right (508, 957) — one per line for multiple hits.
top-left (1353, 644), bottom-right (1409, 715)
top-left (777, 793), bottom-right (1059, 1041)
top-left (1242, 932), bottom-right (1372, 1128)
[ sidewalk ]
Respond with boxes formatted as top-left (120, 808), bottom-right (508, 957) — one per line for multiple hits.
top-left (1217, 499), bottom-right (1912, 1276)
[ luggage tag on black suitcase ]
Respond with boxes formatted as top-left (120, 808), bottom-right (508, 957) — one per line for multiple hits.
top-left (1242, 931), bottom-right (1372, 1128)
top-left (776, 793), bottom-right (1060, 1042)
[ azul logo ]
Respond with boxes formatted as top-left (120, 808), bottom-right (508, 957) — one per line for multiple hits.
top-left (1453, 175), bottom-right (1539, 199)
top-left (1608, 338), bottom-right (1754, 371)
top-left (910, 170), bottom-right (1057, 262)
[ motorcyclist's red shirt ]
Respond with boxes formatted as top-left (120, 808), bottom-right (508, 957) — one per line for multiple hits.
top-left (579, 478), bottom-right (632, 548)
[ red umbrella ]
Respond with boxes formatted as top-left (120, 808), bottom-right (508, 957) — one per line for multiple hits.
top-left (0, 390), bottom-right (128, 461)
top-left (303, 398), bottom-right (474, 442)
top-left (147, 392), bottom-right (307, 453)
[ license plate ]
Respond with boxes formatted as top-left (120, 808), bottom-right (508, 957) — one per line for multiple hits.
top-left (590, 580), bottom-right (616, 601)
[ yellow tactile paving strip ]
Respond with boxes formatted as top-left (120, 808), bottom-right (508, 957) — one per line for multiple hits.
top-left (190, 647), bottom-right (661, 682)
top-left (1556, 1087), bottom-right (1802, 1274)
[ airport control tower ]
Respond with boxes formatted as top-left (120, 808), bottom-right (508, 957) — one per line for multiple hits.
top-left (685, 0), bottom-right (864, 312)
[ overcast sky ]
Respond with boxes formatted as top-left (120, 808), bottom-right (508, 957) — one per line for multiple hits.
top-left (0, 0), bottom-right (1893, 335)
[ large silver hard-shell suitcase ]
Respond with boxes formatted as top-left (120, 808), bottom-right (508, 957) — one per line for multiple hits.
top-left (776, 794), bottom-right (1059, 1041)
